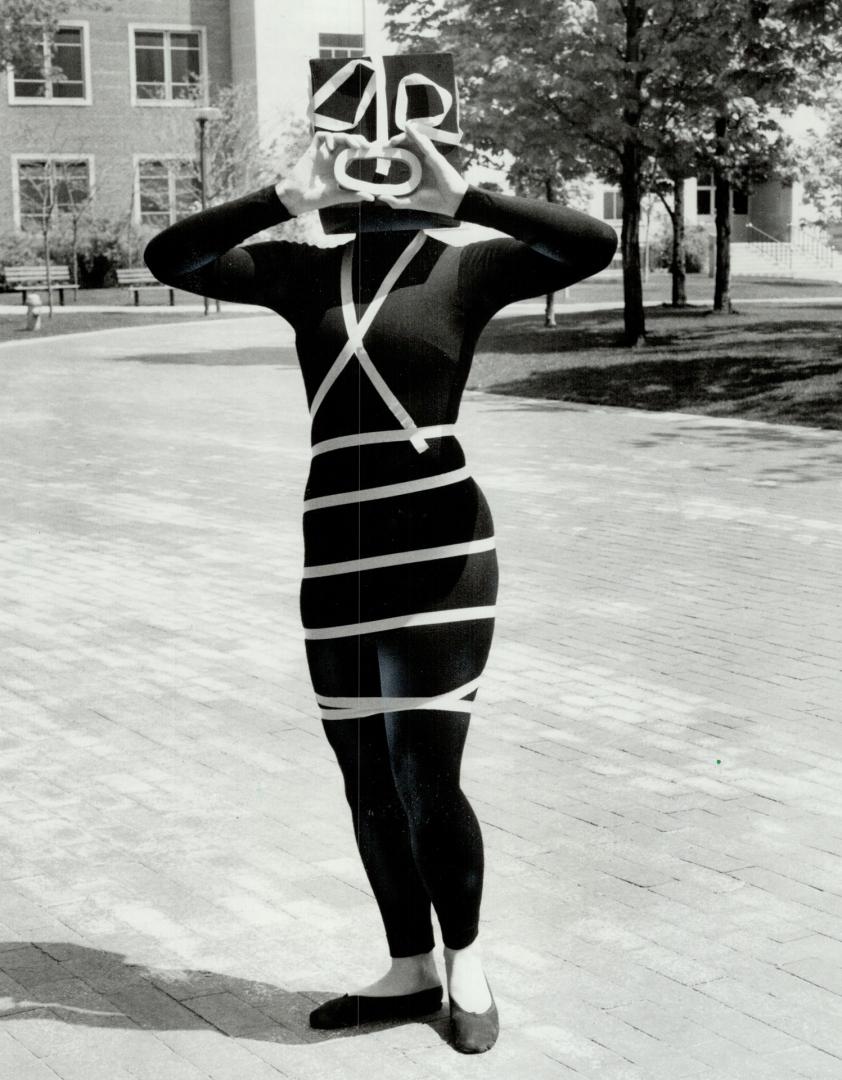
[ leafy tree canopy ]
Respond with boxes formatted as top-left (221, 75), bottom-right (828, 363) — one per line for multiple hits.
top-left (0, 0), bottom-right (106, 74)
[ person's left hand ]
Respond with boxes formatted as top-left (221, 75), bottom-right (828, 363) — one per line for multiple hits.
top-left (377, 121), bottom-right (468, 217)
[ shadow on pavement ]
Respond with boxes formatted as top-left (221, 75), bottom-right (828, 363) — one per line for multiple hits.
top-left (0, 943), bottom-right (447, 1045)
top-left (110, 348), bottom-right (298, 366)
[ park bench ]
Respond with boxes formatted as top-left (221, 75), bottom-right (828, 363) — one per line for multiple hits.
top-left (4, 265), bottom-right (79, 305)
top-left (117, 268), bottom-right (175, 306)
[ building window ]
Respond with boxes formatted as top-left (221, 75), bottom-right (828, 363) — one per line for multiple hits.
top-left (133, 28), bottom-right (203, 102)
top-left (697, 190), bottom-right (712, 216)
top-left (602, 189), bottom-right (623, 220)
top-left (10, 23), bottom-right (88, 102)
top-left (697, 175), bottom-right (748, 216)
top-left (16, 158), bottom-right (92, 229)
top-left (137, 159), bottom-right (199, 226)
top-left (696, 173), bottom-right (713, 216)
top-left (318, 33), bottom-right (365, 59)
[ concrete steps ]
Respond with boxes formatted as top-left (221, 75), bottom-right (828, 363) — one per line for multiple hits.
top-left (730, 242), bottom-right (841, 281)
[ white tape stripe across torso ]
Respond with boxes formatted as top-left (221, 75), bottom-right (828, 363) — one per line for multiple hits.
top-left (303, 465), bottom-right (470, 512)
top-left (303, 605), bottom-right (497, 641)
top-left (302, 537), bottom-right (496, 579)
top-left (308, 233), bottom-right (427, 445)
top-left (311, 423), bottom-right (457, 457)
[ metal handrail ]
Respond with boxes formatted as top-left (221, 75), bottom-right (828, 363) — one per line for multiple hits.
top-left (745, 223), bottom-right (792, 268)
top-left (794, 222), bottom-right (837, 267)
top-left (746, 221), bottom-right (786, 244)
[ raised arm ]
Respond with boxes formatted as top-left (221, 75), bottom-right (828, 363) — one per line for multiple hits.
top-left (454, 187), bottom-right (618, 313)
top-left (143, 132), bottom-right (375, 310)
top-left (380, 123), bottom-right (617, 316)
top-left (143, 185), bottom-right (293, 308)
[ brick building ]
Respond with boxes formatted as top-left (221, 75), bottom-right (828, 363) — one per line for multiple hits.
top-left (0, 0), bottom-right (386, 236)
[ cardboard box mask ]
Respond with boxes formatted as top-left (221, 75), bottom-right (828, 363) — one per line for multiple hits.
top-left (309, 52), bottom-right (462, 234)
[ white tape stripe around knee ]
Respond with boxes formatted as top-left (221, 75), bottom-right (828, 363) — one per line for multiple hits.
top-left (318, 676), bottom-right (481, 720)
top-left (303, 605), bottom-right (496, 640)
top-left (302, 537), bottom-right (496, 579)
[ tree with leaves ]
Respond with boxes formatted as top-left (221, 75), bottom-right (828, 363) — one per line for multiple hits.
top-left (386, 0), bottom-right (842, 341)
top-left (698, 0), bottom-right (842, 312)
top-left (386, 0), bottom-right (732, 345)
top-left (0, 0), bottom-right (105, 73)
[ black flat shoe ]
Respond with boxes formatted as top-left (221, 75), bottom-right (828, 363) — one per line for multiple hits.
top-left (309, 985), bottom-right (444, 1029)
top-left (449, 986), bottom-right (499, 1053)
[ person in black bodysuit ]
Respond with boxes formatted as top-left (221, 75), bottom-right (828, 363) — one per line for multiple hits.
top-left (144, 123), bottom-right (617, 1054)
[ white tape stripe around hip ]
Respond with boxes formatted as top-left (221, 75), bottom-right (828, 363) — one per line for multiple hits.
top-left (303, 605), bottom-right (497, 641)
top-left (318, 676), bottom-right (481, 720)
top-left (303, 465), bottom-right (470, 512)
top-left (311, 423), bottom-right (457, 457)
top-left (309, 233), bottom-right (426, 420)
top-left (302, 536), bottom-right (496, 579)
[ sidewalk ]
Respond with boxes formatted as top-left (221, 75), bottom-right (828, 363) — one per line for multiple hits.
top-left (1, 320), bottom-right (841, 1080)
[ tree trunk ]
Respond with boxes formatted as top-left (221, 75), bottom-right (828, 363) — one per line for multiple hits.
top-left (620, 0), bottom-right (645, 346)
top-left (71, 220), bottom-right (80, 286)
top-left (621, 147), bottom-right (645, 345)
top-left (41, 221), bottom-right (54, 318)
top-left (713, 114), bottom-right (732, 313)
top-left (671, 176), bottom-right (687, 307)
top-left (544, 175), bottom-right (557, 327)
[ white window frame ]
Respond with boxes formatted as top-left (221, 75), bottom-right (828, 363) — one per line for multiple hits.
top-left (317, 32), bottom-right (365, 59)
top-left (133, 154), bottom-right (200, 226)
top-left (128, 23), bottom-right (208, 107)
top-left (11, 153), bottom-right (96, 231)
top-left (7, 20), bottom-right (92, 106)
top-left (602, 188), bottom-right (623, 221)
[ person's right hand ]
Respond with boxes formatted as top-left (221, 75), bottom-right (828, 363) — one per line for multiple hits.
top-left (276, 132), bottom-right (376, 216)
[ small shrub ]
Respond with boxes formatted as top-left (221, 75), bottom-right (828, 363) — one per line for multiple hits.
top-left (0, 231), bottom-right (41, 286)
top-left (651, 224), bottom-right (711, 273)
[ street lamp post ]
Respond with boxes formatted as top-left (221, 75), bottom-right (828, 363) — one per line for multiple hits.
top-left (195, 107), bottom-right (222, 315)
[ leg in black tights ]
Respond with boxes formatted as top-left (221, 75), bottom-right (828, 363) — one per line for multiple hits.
top-left (383, 709), bottom-right (484, 950)
top-left (310, 619), bottom-right (493, 957)
top-left (321, 711), bottom-right (437, 957)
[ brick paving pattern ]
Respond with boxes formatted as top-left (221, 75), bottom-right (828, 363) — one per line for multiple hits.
top-left (1, 316), bottom-right (841, 1079)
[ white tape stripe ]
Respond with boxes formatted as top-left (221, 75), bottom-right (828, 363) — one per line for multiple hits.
top-left (303, 466), bottom-right (470, 512)
top-left (310, 234), bottom-right (426, 419)
top-left (303, 605), bottom-right (496, 640)
top-left (339, 234), bottom-right (428, 450)
top-left (302, 537), bottom-right (496, 578)
top-left (371, 54), bottom-right (390, 176)
top-left (321, 699), bottom-right (474, 720)
top-left (311, 424), bottom-right (457, 456)
top-left (318, 676), bottom-right (481, 710)
top-left (317, 424), bottom-right (458, 456)
top-left (355, 345), bottom-right (428, 449)
top-left (311, 57), bottom-right (376, 132)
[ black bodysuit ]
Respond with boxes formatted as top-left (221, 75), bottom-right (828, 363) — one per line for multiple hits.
top-left (145, 187), bottom-right (616, 956)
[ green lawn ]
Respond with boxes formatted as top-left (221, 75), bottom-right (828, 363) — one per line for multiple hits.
top-left (469, 303), bottom-right (842, 429)
top-left (4, 275), bottom-right (841, 430)
top-left (0, 307), bottom-right (251, 345)
top-left (557, 272), bottom-right (842, 305)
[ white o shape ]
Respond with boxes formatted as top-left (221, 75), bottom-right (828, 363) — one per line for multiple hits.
top-left (333, 146), bottom-right (422, 197)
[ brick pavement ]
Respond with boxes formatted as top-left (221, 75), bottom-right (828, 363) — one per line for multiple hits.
top-left (1, 316), bottom-right (841, 1079)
